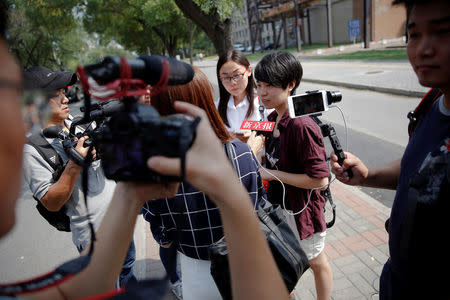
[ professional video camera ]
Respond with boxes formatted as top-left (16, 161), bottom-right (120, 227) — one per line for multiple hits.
top-left (43, 124), bottom-right (93, 166)
top-left (73, 55), bottom-right (198, 182)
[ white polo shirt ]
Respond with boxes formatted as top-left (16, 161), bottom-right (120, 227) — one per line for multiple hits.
top-left (215, 95), bottom-right (271, 133)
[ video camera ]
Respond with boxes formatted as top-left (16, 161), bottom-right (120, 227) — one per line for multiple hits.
top-left (72, 55), bottom-right (198, 182)
top-left (287, 90), bottom-right (342, 118)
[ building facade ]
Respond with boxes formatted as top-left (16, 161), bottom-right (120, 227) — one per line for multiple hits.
top-left (231, 0), bottom-right (406, 50)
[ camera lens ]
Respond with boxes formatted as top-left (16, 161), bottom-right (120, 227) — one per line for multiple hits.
top-left (327, 91), bottom-right (342, 105)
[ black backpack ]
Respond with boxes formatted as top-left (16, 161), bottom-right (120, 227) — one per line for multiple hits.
top-left (27, 132), bottom-right (71, 232)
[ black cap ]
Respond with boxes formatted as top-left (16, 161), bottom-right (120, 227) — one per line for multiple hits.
top-left (24, 66), bottom-right (77, 91)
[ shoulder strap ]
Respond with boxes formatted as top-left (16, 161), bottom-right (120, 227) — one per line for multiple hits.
top-left (27, 132), bottom-right (63, 171)
top-left (408, 88), bottom-right (442, 137)
top-left (224, 142), bottom-right (240, 183)
top-left (27, 132), bottom-right (65, 182)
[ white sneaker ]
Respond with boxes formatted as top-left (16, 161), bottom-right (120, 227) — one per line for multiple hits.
top-left (169, 279), bottom-right (183, 300)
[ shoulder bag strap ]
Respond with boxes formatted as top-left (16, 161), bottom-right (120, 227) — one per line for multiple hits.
top-left (408, 88), bottom-right (442, 137)
top-left (27, 132), bottom-right (63, 172)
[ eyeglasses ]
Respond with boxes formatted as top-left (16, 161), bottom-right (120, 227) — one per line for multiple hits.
top-left (220, 68), bottom-right (248, 84)
top-left (48, 89), bottom-right (67, 101)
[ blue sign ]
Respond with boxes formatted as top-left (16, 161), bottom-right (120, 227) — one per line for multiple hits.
top-left (348, 19), bottom-right (361, 38)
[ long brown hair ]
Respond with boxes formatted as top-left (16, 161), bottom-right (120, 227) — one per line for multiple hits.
top-left (151, 66), bottom-right (231, 143)
top-left (216, 50), bottom-right (256, 127)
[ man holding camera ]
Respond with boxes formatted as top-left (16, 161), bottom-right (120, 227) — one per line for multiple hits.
top-left (21, 66), bottom-right (136, 287)
top-left (332, 0), bottom-right (449, 298)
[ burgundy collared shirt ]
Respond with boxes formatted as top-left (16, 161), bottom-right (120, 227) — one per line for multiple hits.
top-left (266, 110), bottom-right (329, 239)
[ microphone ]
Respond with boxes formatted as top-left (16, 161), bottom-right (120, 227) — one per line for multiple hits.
top-left (84, 55), bottom-right (194, 86)
top-left (89, 100), bottom-right (124, 120)
top-left (43, 125), bottom-right (69, 140)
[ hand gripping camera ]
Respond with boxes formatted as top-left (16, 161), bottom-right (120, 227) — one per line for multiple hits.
top-left (75, 55), bottom-right (198, 182)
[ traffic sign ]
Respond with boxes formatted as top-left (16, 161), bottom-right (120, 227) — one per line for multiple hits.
top-left (348, 19), bottom-right (361, 38)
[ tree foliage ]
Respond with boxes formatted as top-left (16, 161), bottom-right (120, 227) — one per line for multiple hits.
top-left (83, 0), bottom-right (191, 57)
top-left (6, 0), bottom-right (87, 70)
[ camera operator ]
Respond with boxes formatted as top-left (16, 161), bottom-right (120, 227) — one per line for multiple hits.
top-left (255, 52), bottom-right (333, 300)
top-left (21, 66), bottom-right (136, 287)
top-left (331, 1), bottom-right (450, 299)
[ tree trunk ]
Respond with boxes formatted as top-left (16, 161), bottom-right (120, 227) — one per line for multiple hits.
top-left (189, 26), bottom-right (196, 65)
top-left (174, 0), bottom-right (233, 57)
top-left (152, 27), bottom-right (178, 57)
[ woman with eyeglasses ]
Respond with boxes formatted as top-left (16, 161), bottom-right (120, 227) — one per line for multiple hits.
top-left (216, 50), bottom-right (270, 144)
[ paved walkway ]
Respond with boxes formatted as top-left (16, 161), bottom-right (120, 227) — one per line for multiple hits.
top-left (134, 180), bottom-right (390, 300)
top-left (292, 181), bottom-right (389, 300)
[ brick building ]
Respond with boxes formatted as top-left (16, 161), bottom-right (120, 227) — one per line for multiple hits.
top-left (231, 0), bottom-right (406, 50)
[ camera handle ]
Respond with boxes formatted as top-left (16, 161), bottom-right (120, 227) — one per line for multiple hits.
top-left (311, 115), bottom-right (353, 178)
top-left (311, 114), bottom-right (354, 228)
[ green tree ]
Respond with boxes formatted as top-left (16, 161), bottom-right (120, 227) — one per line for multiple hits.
top-left (6, 0), bottom-right (86, 70)
top-left (83, 0), bottom-right (191, 57)
top-left (174, 0), bottom-right (242, 57)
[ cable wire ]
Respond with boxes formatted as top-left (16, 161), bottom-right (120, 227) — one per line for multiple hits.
top-left (258, 105), bottom-right (348, 216)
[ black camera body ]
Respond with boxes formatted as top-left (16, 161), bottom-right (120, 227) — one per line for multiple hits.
top-left (93, 99), bottom-right (197, 182)
top-left (74, 55), bottom-right (197, 182)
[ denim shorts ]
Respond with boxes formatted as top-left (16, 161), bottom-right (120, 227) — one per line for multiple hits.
top-left (299, 231), bottom-right (326, 260)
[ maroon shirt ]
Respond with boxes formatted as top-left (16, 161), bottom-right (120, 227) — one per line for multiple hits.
top-left (266, 110), bottom-right (329, 240)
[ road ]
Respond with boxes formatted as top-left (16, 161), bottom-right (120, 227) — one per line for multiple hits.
top-left (0, 60), bottom-right (419, 284)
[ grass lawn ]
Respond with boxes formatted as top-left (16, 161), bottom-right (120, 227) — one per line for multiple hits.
top-left (310, 49), bottom-right (408, 60)
top-left (201, 44), bottom-right (407, 62)
top-left (245, 43), bottom-right (341, 61)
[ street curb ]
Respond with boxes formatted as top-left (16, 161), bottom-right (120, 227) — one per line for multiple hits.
top-left (302, 78), bottom-right (426, 98)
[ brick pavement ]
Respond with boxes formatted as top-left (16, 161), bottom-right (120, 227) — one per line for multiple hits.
top-left (293, 181), bottom-right (390, 300)
top-left (134, 179), bottom-right (391, 300)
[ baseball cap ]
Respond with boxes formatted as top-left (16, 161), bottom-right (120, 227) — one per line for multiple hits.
top-left (24, 66), bottom-right (77, 92)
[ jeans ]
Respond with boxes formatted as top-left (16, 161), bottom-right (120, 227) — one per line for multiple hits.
top-left (118, 238), bottom-right (137, 286)
top-left (159, 243), bottom-right (180, 284)
top-left (77, 238), bottom-right (136, 287)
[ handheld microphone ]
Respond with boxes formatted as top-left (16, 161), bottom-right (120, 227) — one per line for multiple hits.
top-left (84, 55), bottom-right (194, 86)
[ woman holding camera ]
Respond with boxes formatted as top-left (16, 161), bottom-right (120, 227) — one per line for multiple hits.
top-left (141, 66), bottom-right (267, 300)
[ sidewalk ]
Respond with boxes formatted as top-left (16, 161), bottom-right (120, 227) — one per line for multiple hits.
top-left (292, 181), bottom-right (389, 300)
top-left (133, 179), bottom-right (390, 300)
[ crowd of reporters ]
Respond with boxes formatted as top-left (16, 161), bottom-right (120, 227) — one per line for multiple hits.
top-left (1, 0), bottom-right (450, 299)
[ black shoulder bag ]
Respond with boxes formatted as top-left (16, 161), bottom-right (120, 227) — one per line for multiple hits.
top-left (208, 142), bottom-right (310, 299)
top-left (27, 132), bottom-right (71, 232)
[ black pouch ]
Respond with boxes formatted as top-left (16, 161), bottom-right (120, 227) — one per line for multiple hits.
top-left (209, 203), bottom-right (310, 300)
top-left (35, 201), bottom-right (71, 232)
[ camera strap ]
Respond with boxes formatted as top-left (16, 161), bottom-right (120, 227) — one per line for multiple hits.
top-left (179, 116), bottom-right (202, 181)
top-left (0, 256), bottom-right (90, 296)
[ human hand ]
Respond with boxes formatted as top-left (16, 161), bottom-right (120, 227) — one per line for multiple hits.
top-left (246, 131), bottom-right (265, 155)
top-left (147, 101), bottom-right (236, 196)
top-left (74, 136), bottom-right (90, 158)
top-left (330, 151), bottom-right (368, 186)
top-left (258, 166), bottom-right (275, 181)
top-left (116, 181), bottom-right (179, 206)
